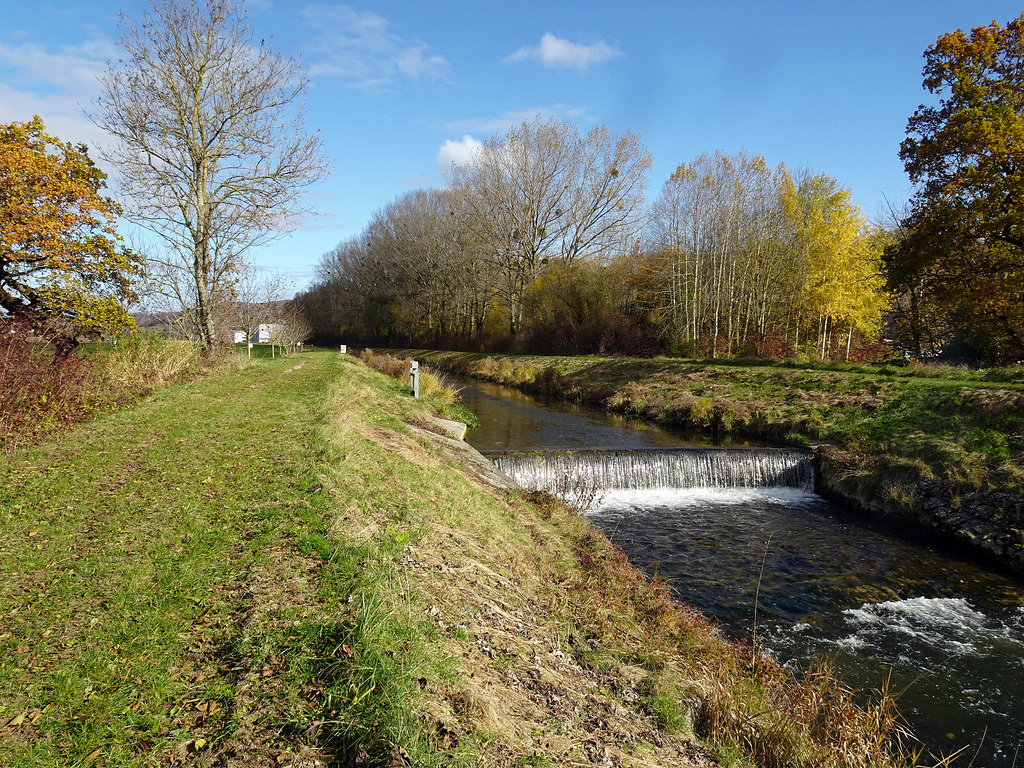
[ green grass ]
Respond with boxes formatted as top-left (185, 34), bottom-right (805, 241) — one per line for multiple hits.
top-left (1, 349), bottom-right (926, 767)
top-left (0, 351), bottom-right (465, 767)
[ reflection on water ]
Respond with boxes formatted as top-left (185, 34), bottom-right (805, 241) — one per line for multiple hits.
top-left (457, 377), bottom-right (758, 453)
top-left (457, 378), bottom-right (1024, 767)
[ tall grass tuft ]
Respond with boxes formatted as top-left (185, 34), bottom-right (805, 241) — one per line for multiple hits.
top-left (95, 333), bottom-right (203, 397)
top-left (358, 350), bottom-right (462, 414)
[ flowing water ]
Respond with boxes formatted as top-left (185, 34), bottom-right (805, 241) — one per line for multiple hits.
top-left (458, 378), bottom-right (1024, 767)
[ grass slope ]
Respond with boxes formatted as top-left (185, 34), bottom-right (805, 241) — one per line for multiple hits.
top-left (1, 351), bottom-right (919, 767)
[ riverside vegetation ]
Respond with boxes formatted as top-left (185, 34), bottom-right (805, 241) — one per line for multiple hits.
top-left (393, 349), bottom-right (1024, 576)
top-left (0, 346), bottom-right (935, 767)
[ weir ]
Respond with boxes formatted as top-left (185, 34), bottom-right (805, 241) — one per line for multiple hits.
top-left (486, 447), bottom-right (815, 494)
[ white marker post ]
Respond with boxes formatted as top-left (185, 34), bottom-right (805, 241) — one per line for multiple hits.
top-left (410, 360), bottom-right (420, 398)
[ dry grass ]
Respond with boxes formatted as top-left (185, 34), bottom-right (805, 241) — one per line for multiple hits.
top-left (323, 355), bottom-right (925, 767)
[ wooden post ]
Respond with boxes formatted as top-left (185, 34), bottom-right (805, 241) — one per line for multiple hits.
top-left (410, 360), bottom-right (420, 398)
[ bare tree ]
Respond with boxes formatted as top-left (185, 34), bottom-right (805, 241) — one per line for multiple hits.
top-left (271, 302), bottom-right (313, 355)
top-left (231, 268), bottom-right (292, 356)
top-left (91, 0), bottom-right (328, 351)
top-left (449, 116), bottom-right (651, 339)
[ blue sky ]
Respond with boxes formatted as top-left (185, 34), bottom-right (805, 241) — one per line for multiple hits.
top-left (3, 0), bottom-right (1023, 290)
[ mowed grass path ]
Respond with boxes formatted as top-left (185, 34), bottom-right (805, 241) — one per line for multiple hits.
top-left (1, 353), bottom-right (343, 766)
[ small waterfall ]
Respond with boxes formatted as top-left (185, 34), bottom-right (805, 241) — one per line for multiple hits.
top-left (487, 448), bottom-right (814, 493)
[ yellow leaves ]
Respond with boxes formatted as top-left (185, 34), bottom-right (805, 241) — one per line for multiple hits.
top-left (1, 116), bottom-right (140, 334)
top-left (783, 171), bottom-right (885, 333)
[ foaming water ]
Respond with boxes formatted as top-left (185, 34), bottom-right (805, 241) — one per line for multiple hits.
top-left (591, 487), bottom-right (1024, 766)
top-left (596, 486), bottom-right (820, 511)
top-left (490, 448), bottom-right (814, 494)
top-left (458, 377), bottom-right (1024, 766)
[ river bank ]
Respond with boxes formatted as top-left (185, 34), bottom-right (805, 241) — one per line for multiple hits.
top-left (0, 351), bottom-right (918, 767)
top-left (393, 350), bottom-right (1024, 577)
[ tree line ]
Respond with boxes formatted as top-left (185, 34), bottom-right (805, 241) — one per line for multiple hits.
top-left (3, 1), bottom-right (1024, 365)
top-left (297, 130), bottom-right (887, 361)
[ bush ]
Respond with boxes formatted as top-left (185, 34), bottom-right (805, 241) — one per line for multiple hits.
top-left (0, 330), bottom-right (98, 448)
top-left (2, 327), bottom-right (213, 450)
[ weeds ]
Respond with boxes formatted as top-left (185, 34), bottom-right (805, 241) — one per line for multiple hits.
top-left (1, 330), bottom-right (212, 450)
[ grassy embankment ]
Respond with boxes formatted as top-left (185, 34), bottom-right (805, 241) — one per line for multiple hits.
top-left (1, 350), bottom-right (924, 767)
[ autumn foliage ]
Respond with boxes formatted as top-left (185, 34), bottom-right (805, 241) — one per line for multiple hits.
top-left (888, 14), bottom-right (1024, 364)
top-left (0, 115), bottom-right (139, 337)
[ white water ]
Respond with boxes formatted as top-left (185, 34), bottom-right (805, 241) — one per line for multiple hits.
top-left (594, 486), bottom-right (821, 514)
top-left (462, 377), bottom-right (1024, 766)
top-left (490, 448), bottom-right (814, 496)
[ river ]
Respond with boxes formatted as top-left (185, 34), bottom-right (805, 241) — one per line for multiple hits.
top-left (457, 377), bottom-right (1024, 768)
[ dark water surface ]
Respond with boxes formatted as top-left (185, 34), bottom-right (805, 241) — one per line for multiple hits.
top-left (458, 378), bottom-right (1024, 767)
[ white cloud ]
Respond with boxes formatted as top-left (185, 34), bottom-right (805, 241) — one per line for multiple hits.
top-left (505, 33), bottom-right (622, 71)
top-left (437, 135), bottom-right (483, 169)
top-left (301, 5), bottom-right (450, 90)
top-left (0, 38), bottom-right (115, 96)
top-left (0, 38), bottom-right (115, 158)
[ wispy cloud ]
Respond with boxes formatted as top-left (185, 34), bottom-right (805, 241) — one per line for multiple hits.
top-left (0, 38), bottom-right (114, 94)
top-left (443, 104), bottom-right (593, 135)
top-left (0, 37), bottom-right (115, 152)
top-left (300, 5), bottom-right (450, 90)
top-left (505, 33), bottom-right (622, 71)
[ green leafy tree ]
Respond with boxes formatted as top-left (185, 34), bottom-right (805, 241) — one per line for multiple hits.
top-left (0, 116), bottom-right (139, 337)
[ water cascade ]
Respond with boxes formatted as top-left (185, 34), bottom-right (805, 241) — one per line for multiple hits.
top-left (487, 447), bottom-right (814, 495)
top-left (460, 377), bottom-right (1024, 766)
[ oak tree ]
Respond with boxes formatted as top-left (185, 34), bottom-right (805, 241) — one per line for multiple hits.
top-left (894, 13), bottom-right (1024, 362)
top-left (92, 0), bottom-right (327, 351)
top-left (0, 116), bottom-right (139, 337)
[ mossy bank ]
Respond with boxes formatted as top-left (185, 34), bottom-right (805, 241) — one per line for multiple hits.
top-left (396, 350), bottom-right (1024, 577)
top-left (1, 351), bottom-right (920, 767)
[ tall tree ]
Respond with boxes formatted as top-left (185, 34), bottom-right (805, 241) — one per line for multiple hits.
top-left (91, 0), bottom-right (328, 351)
top-left (893, 13), bottom-right (1024, 362)
top-left (0, 116), bottom-right (139, 339)
top-left (782, 171), bottom-right (886, 359)
top-left (901, 13), bottom-right (1024, 251)
top-left (449, 116), bottom-right (650, 339)
top-left (647, 151), bottom-right (794, 357)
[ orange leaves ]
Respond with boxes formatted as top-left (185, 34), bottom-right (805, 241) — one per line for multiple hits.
top-left (0, 116), bottom-right (140, 335)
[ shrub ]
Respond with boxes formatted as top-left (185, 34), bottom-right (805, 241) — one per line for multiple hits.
top-left (689, 397), bottom-right (714, 428)
top-left (1, 331), bottom-right (98, 448)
